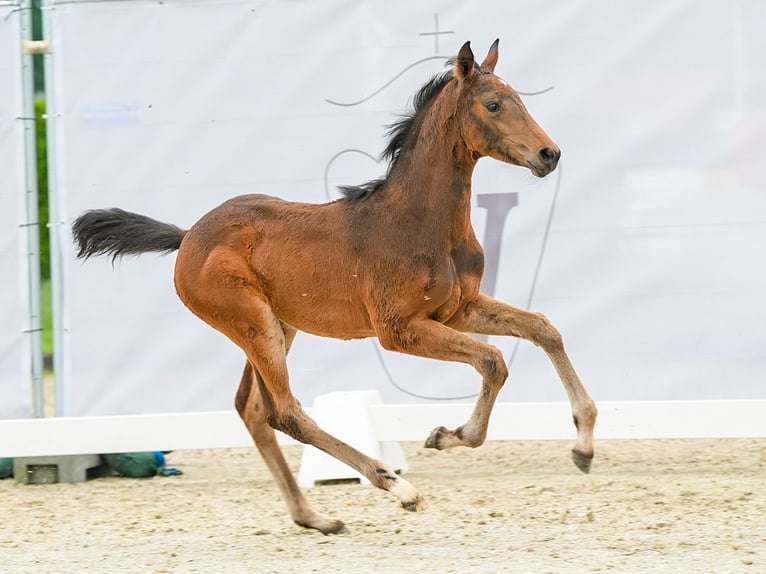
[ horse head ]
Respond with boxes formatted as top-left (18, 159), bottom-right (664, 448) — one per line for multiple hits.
top-left (453, 39), bottom-right (560, 177)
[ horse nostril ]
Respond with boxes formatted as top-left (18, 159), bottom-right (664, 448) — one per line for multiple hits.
top-left (538, 147), bottom-right (560, 166)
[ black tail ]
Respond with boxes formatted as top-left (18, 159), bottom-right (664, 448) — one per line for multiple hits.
top-left (72, 208), bottom-right (186, 262)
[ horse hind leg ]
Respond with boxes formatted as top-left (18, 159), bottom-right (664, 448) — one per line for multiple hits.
top-left (226, 300), bottom-right (425, 519)
top-left (235, 360), bottom-right (346, 535)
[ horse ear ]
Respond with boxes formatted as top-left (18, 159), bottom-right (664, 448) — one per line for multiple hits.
top-left (455, 41), bottom-right (475, 80)
top-left (481, 38), bottom-right (500, 73)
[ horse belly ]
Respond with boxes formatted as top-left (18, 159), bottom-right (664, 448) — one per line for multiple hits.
top-left (271, 290), bottom-right (375, 340)
top-left (263, 258), bottom-right (376, 339)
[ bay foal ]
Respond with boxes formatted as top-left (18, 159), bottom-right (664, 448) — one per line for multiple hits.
top-left (73, 40), bottom-right (597, 534)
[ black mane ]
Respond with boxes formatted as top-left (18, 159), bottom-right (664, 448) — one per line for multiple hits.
top-left (338, 70), bottom-right (454, 201)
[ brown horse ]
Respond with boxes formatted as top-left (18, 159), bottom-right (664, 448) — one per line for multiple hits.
top-left (72, 40), bottom-right (597, 534)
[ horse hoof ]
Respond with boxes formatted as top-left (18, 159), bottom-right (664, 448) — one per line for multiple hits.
top-left (572, 449), bottom-right (593, 474)
top-left (296, 516), bottom-right (347, 535)
top-left (322, 521), bottom-right (349, 535)
top-left (424, 426), bottom-right (449, 450)
top-left (401, 494), bottom-right (428, 512)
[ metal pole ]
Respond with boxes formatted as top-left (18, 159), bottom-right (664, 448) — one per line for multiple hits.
top-left (19, 0), bottom-right (45, 417)
top-left (40, 0), bottom-right (66, 417)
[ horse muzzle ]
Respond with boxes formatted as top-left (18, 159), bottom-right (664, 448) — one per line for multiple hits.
top-left (529, 146), bottom-right (561, 177)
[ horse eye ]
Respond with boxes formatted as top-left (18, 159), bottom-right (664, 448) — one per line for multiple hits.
top-left (485, 102), bottom-right (500, 113)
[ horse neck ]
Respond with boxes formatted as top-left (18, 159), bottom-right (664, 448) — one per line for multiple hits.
top-left (383, 93), bottom-right (477, 242)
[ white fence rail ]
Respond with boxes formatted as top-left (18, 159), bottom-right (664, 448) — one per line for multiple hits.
top-left (2, 400), bottom-right (765, 459)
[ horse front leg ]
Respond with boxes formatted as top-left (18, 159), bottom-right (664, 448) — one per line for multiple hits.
top-left (375, 318), bottom-right (510, 451)
top-left (446, 293), bottom-right (598, 473)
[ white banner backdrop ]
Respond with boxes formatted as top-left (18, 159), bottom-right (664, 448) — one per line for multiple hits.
top-left (51, 0), bottom-right (766, 416)
top-left (0, 2), bottom-right (34, 419)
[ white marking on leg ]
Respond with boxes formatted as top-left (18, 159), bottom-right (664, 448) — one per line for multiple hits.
top-left (389, 476), bottom-right (427, 511)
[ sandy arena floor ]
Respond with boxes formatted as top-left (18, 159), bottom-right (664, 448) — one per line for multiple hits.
top-left (2, 438), bottom-right (764, 573)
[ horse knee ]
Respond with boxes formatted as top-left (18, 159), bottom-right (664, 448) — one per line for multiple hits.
top-left (478, 347), bottom-right (508, 385)
top-left (531, 312), bottom-right (564, 351)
